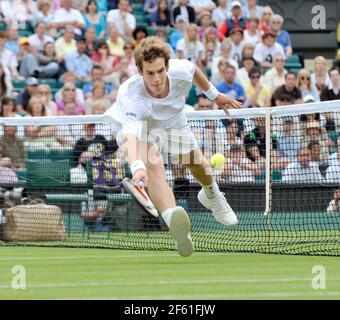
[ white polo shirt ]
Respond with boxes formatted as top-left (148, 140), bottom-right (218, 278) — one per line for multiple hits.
top-left (106, 9), bottom-right (136, 37)
top-left (53, 7), bottom-right (85, 36)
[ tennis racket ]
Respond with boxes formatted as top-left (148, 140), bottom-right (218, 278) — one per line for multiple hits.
top-left (122, 178), bottom-right (159, 218)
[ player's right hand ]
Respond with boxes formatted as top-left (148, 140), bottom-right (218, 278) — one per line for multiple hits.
top-left (132, 169), bottom-right (148, 187)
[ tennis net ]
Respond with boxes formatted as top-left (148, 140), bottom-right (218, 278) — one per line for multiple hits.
top-left (1, 100), bottom-right (340, 256)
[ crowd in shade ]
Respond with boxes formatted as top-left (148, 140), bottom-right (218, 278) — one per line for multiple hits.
top-left (0, 0), bottom-right (340, 192)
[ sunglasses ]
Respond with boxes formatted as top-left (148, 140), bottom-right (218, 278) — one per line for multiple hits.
top-left (275, 59), bottom-right (284, 62)
top-left (301, 76), bottom-right (310, 80)
top-left (251, 75), bottom-right (260, 79)
top-left (65, 88), bottom-right (76, 91)
top-left (124, 46), bottom-right (134, 50)
top-left (263, 12), bottom-right (272, 15)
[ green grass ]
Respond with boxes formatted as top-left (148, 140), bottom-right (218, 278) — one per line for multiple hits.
top-left (0, 247), bottom-right (340, 299)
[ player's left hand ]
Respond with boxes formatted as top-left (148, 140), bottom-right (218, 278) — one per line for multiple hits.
top-left (214, 93), bottom-right (243, 114)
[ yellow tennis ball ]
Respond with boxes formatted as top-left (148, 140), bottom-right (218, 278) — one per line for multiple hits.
top-left (211, 153), bottom-right (226, 169)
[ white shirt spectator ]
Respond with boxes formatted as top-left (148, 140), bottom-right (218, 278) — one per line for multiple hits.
top-left (212, 5), bottom-right (230, 27)
top-left (263, 67), bottom-right (287, 93)
top-left (189, 0), bottom-right (215, 10)
top-left (0, 0), bottom-right (13, 20)
top-left (253, 42), bottom-right (285, 66)
top-left (28, 34), bottom-right (55, 52)
top-left (176, 38), bottom-right (205, 63)
top-left (243, 30), bottom-right (261, 47)
top-left (53, 7), bottom-right (85, 36)
top-left (211, 56), bottom-right (239, 85)
top-left (230, 41), bottom-right (245, 66)
top-left (325, 155), bottom-right (340, 183)
top-left (0, 48), bottom-right (18, 78)
top-left (282, 161), bottom-right (323, 183)
top-left (12, 0), bottom-right (38, 22)
top-left (106, 9), bottom-right (136, 38)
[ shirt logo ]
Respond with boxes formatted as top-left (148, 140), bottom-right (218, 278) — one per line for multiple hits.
top-left (125, 112), bottom-right (137, 118)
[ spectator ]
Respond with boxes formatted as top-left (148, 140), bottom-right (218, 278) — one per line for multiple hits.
top-left (15, 77), bottom-right (39, 115)
top-left (25, 95), bottom-right (59, 148)
top-left (276, 116), bottom-right (301, 161)
top-left (172, 0), bottom-right (196, 25)
top-left (91, 41), bottom-right (119, 80)
top-left (56, 82), bottom-right (84, 115)
top-left (320, 66), bottom-right (340, 101)
top-left (202, 27), bottom-right (221, 69)
top-left (270, 14), bottom-right (292, 57)
top-left (73, 0), bottom-right (88, 12)
top-left (169, 15), bottom-right (188, 51)
top-left (0, 126), bottom-right (25, 171)
top-left (55, 25), bottom-right (77, 61)
top-left (1, 98), bottom-right (21, 118)
top-left (197, 10), bottom-right (216, 41)
top-left (56, 102), bottom-right (84, 146)
top-left (84, 80), bottom-right (112, 114)
top-left (0, 1), bottom-right (13, 25)
top-left (65, 37), bottom-right (93, 82)
top-left (311, 56), bottom-right (330, 95)
top-left (219, 1), bottom-right (248, 39)
top-left (222, 143), bottom-right (260, 182)
top-left (326, 188), bottom-right (340, 213)
top-left (216, 64), bottom-right (245, 102)
top-left (176, 24), bottom-right (205, 67)
top-left (0, 63), bottom-right (12, 99)
top-left (223, 119), bottom-right (244, 153)
top-left (308, 140), bottom-right (329, 177)
top-left (38, 84), bottom-right (58, 116)
top-left (244, 67), bottom-right (271, 107)
top-left (243, 17), bottom-right (261, 47)
top-left (12, 0), bottom-right (39, 29)
top-left (259, 5), bottom-right (272, 33)
top-left (84, 26), bottom-right (98, 57)
top-left (253, 31), bottom-right (285, 69)
top-left (35, 0), bottom-right (57, 37)
top-left (236, 56), bottom-right (257, 87)
top-left (5, 25), bottom-right (20, 56)
top-left (54, 0), bottom-right (86, 36)
top-left (92, 100), bottom-right (109, 115)
top-left (189, 0), bottom-right (216, 15)
top-left (301, 119), bottom-right (332, 162)
top-left (212, 0), bottom-right (230, 28)
top-left (120, 40), bottom-right (138, 77)
top-left (132, 26), bottom-right (148, 48)
top-left (28, 21), bottom-right (54, 53)
top-left (83, 0), bottom-right (106, 39)
top-left (144, 0), bottom-right (158, 15)
top-left (211, 39), bottom-right (239, 84)
top-left (242, 0), bottom-right (263, 19)
top-left (282, 147), bottom-right (323, 183)
top-left (299, 110), bottom-right (326, 134)
top-left (83, 66), bottom-right (114, 99)
top-left (272, 71), bottom-right (302, 105)
top-left (0, 31), bottom-right (19, 80)
top-left (106, 0), bottom-right (136, 39)
top-left (19, 39), bottom-right (60, 79)
top-left (229, 28), bottom-right (245, 66)
top-left (241, 43), bottom-right (254, 60)
top-left (150, 0), bottom-right (171, 28)
top-left (263, 53), bottom-right (287, 94)
top-left (154, 29), bottom-right (176, 59)
top-left (296, 69), bottom-right (320, 102)
top-left (106, 26), bottom-right (125, 58)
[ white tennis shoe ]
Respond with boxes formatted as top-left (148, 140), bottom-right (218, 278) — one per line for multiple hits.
top-left (168, 206), bottom-right (194, 257)
top-left (198, 189), bottom-right (238, 226)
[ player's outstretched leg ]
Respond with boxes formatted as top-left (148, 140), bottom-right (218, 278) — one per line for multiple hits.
top-left (182, 149), bottom-right (238, 226)
top-left (145, 143), bottom-right (194, 256)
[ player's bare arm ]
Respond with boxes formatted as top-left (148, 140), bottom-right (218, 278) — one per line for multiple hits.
top-left (192, 66), bottom-right (243, 113)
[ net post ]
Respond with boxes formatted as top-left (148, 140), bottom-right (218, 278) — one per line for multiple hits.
top-left (264, 108), bottom-right (272, 217)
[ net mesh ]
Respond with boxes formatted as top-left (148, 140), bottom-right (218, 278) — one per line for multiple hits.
top-left (1, 101), bottom-right (340, 256)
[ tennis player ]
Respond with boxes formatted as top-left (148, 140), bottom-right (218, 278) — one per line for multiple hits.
top-left (105, 36), bottom-right (242, 257)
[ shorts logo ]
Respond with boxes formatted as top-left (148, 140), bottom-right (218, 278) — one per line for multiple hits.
top-left (126, 112), bottom-right (137, 118)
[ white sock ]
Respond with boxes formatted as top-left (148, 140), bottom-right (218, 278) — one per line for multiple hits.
top-left (161, 208), bottom-right (174, 227)
top-left (201, 180), bottom-right (220, 199)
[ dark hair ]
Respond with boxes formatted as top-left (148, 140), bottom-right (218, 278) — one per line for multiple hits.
top-left (308, 140), bottom-right (321, 150)
top-left (0, 63), bottom-right (7, 100)
top-left (329, 66), bottom-right (340, 76)
top-left (132, 26), bottom-right (148, 40)
top-left (86, 0), bottom-right (97, 13)
top-left (0, 97), bottom-right (14, 116)
top-left (248, 66), bottom-right (262, 77)
top-left (96, 40), bottom-right (109, 50)
top-left (285, 71), bottom-right (297, 79)
top-left (299, 113), bottom-right (320, 122)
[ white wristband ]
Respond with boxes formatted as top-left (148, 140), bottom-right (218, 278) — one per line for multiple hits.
top-left (130, 160), bottom-right (146, 175)
top-left (202, 83), bottom-right (219, 101)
